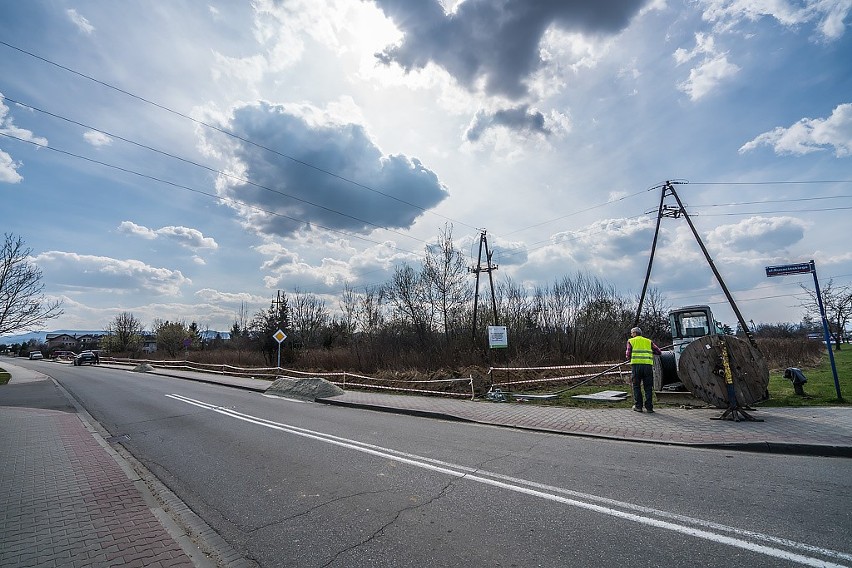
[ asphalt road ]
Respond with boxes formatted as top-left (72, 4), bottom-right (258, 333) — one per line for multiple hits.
top-left (25, 361), bottom-right (852, 567)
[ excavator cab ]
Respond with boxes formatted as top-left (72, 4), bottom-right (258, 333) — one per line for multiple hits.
top-left (655, 305), bottom-right (724, 400)
top-left (669, 305), bottom-right (724, 367)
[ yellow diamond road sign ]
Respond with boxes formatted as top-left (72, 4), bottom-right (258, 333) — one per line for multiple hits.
top-left (273, 329), bottom-right (287, 343)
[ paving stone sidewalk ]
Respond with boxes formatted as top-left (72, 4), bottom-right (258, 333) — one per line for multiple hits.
top-left (0, 406), bottom-right (197, 568)
top-left (0, 362), bottom-right (209, 568)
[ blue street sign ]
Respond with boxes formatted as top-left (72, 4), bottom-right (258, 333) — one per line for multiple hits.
top-left (766, 259), bottom-right (841, 400)
top-left (765, 262), bottom-right (812, 277)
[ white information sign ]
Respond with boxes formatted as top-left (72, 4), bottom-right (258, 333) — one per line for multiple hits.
top-left (487, 325), bottom-right (508, 349)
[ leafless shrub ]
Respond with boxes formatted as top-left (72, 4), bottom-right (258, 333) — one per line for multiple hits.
top-left (756, 338), bottom-right (824, 370)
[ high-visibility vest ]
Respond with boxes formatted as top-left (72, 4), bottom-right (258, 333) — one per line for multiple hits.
top-left (629, 336), bottom-right (654, 365)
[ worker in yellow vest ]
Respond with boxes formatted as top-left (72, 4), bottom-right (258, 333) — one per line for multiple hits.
top-left (626, 327), bottom-right (662, 413)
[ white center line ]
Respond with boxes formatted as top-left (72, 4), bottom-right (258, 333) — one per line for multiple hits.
top-left (166, 393), bottom-right (850, 567)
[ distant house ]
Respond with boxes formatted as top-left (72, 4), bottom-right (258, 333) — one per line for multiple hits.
top-left (46, 333), bottom-right (80, 352)
top-left (77, 334), bottom-right (101, 350)
top-left (142, 334), bottom-right (157, 353)
top-left (45, 333), bottom-right (102, 353)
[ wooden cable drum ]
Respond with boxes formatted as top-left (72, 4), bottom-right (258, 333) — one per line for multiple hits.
top-left (677, 335), bottom-right (769, 408)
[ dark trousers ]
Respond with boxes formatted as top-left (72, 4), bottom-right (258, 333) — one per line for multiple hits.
top-left (631, 364), bottom-right (654, 410)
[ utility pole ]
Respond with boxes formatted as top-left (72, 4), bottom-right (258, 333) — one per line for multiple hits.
top-left (635, 181), bottom-right (758, 350)
top-left (469, 230), bottom-right (499, 342)
top-left (272, 290), bottom-right (286, 328)
top-left (272, 290), bottom-right (286, 369)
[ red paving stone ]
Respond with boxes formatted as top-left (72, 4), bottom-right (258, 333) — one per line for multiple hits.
top-left (0, 408), bottom-right (196, 568)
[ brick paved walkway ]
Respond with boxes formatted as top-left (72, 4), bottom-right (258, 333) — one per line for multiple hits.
top-left (0, 407), bottom-right (196, 568)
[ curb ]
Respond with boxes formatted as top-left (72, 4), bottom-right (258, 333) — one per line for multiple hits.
top-left (316, 398), bottom-right (852, 458)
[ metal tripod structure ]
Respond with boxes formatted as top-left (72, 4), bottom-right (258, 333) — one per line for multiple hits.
top-left (634, 181), bottom-right (762, 421)
top-left (634, 181), bottom-right (758, 350)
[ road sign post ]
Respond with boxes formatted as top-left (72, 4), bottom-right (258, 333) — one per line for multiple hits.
top-left (766, 260), bottom-right (842, 400)
top-left (273, 329), bottom-right (287, 369)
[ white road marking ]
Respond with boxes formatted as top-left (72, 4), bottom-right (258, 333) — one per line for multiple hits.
top-left (166, 393), bottom-right (850, 567)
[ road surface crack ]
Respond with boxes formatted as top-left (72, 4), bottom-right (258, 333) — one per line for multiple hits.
top-left (245, 487), bottom-right (394, 533)
top-left (319, 476), bottom-right (461, 567)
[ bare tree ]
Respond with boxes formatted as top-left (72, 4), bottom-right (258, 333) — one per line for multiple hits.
top-left (385, 263), bottom-right (434, 341)
top-left (423, 224), bottom-right (472, 342)
top-left (800, 279), bottom-right (852, 350)
top-left (339, 284), bottom-right (358, 341)
top-left (356, 286), bottom-right (385, 336)
top-left (102, 312), bottom-right (144, 353)
top-left (636, 286), bottom-right (672, 344)
top-left (0, 233), bottom-right (63, 335)
top-left (534, 272), bottom-right (630, 362)
top-left (291, 288), bottom-right (330, 348)
top-left (495, 276), bottom-right (538, 356)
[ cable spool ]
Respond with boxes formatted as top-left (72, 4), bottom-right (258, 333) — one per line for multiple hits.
top-left (677, 335), bottom-right (769, 408)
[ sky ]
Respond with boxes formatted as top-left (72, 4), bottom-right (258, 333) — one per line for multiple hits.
top-left (1, 0), bottom-right (851, 337)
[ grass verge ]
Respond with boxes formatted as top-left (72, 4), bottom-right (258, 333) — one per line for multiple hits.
top-left (762, 346), bottom-right (850, 407)
top-left (0, 367), bottom-right (10, 386)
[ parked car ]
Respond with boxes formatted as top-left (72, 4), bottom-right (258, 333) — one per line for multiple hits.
top-left (28, 351), bottom-right (44, 360)
top-left (73, 351), bottom-right (98, 366)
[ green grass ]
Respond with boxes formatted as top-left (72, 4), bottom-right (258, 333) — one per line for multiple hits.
top-left (0, 367), bottom-right (10, 386)
top-left (761, 346), bottom-right (850, 407)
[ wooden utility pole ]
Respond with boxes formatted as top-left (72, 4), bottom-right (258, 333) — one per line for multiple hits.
top-left (469, 230), bottom-right (499, 341)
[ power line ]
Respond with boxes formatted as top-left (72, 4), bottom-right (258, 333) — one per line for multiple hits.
top-left (501, 185), bottom-right (654, 236)
top-left (693, 206), bottom-right (852, 216)
top-left (0, 132), bottom-right (425, 257)
top-left (0, 39), bottom-right (479, 232)
top-left (690, 195), bottom-right (852, 208)
top-left (1, 95), bottom-right (431, 248)
top-left (688, 180), bottom-right (852, 185)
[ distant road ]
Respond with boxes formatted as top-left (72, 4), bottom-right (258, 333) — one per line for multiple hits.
top-left (18, 360), bottom-right (852, 567)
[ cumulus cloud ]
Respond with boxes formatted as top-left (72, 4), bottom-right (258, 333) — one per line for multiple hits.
top-left (118, 221), bottom-right (219, 250)
top-left (520, 216), bottom-right (659, 284)
top-left (674, 33), bottom-right (740, 100)
top-left (83, 130), bottom-right (112, 147)
top-left (698, 0), bottom-right (852, 40)
top-left (255, 241), bottom-right (354, 290)
top-left (157, 226), bottom-right (219, 250)
top-left (0, 150), bottom-right (22, 184)
top-left (465, 105), bottom-right (551, 142)
top-left (203, 100), bottom-right (448, 237)
top-left (0, 95), bottom-right (49, 184)
top-left (739, 103), bottom-right (852, 157)
top-left (33, 251), bottom-right (190, 296)
top-left (118, 221), bottom-right (157, 239)
top-left (374, 0), bottom-right (649, 100)
top-left (558, 216), bottom-right (659, 259)
top-left (1, 94), bottom-right (49, 146)
top-left (195, 289), bottom-right (269, 305)
top-left (66, 9), bottom-right (95, 34)
top-left (252, 238), bottom-right (416, 292)
top-left (706, 216), bottom-right (807, 253)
